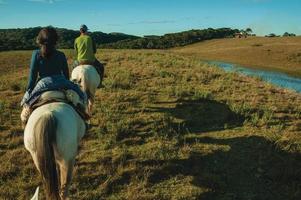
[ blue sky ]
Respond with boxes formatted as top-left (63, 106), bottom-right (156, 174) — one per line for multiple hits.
top-left (0, 0), bottom-right (300, 36)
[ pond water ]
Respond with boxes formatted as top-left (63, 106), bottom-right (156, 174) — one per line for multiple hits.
top-left (206, 61), bottom-right (301, 93)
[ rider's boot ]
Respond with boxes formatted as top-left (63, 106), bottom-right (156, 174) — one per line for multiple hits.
top-left (20, 106), bottom-right (31, 128)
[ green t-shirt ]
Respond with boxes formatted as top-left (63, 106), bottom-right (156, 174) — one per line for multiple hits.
top-left (74, 35), bottom-right (96, 63)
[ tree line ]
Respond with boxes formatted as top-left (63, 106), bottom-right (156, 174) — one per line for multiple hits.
top-left (0, 27), bottom-right (239, 51)
top-left (265, 32), bottom-right (297, 37)
top-left (0, 27), bottom-right (139, 51)
top-left (101, 28), bottom-right (239, 49)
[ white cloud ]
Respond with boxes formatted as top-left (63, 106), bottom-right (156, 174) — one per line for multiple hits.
top-left (128, 20), bottom-right (176, 25)
top-left (27, 0), bottom-right (64, 3)
top-left (241, 0), bottom-right (271, 3)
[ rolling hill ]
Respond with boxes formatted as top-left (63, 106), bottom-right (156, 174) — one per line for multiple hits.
top-left (173, 36), bottom-right (301, 77)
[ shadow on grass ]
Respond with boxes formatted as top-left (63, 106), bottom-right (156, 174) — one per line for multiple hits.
top-left (140, 135), bottom-right (301, 200)
top-left (75, 98), bottom-right (300, 199)
top-left (148, 98), bottom-right (245, 134)
top-left (115, 98), bottom-right (244, 144)
top-left (113, 98), bottom-right (245, 150)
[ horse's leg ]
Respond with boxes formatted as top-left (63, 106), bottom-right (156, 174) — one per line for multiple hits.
top-left (58, 159), bottom-right (75, 200)
top-left (57, 163), bottom-right (61, 191)
top-left (88, 96), bottom-right (94, 116)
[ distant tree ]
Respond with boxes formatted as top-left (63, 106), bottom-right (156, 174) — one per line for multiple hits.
top-left (245, 28), bottom-right (253, 35)
top-left (283, 32), bottom-right (296, 37)
top-left (283, 32), bottom-right (290, 37)
top-left (265, 33), bottom-right (277, 37)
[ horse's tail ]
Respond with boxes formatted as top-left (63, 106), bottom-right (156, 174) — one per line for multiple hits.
top-left (34, 112), bottom-right (60, 200)
top-left (80, 71), bottom-right (92, 101)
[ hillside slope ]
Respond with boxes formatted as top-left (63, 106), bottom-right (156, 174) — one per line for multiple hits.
top-left (173, 37), bottom-right (301, 77)
top-left (0, 50), bottom-right (300, 199)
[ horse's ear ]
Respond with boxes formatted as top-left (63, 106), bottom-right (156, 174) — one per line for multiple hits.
top-left (30, 187), bottom-right (39, 200)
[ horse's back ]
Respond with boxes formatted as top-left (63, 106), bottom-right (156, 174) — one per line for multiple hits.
top-left (24, 102), bottom-right (86, 161)
top-left (40, 91), bottom-right (65, 100)
top-left (71, 65), bottom-right (100, 92)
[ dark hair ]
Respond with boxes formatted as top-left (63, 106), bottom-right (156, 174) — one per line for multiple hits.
top-left (80, 28), bottom-right (87, 34)
top-left (36, 27), bottom-right (58, 58)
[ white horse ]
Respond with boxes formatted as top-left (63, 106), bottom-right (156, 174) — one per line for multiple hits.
top-left (24, 91), bottom-right (86, 200)
top-left (71, 65), bottom-right (100, 115)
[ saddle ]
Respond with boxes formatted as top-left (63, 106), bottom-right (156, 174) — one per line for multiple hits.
top-left (21, 90), bottom-right (90, 127)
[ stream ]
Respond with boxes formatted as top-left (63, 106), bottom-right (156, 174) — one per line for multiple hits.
top-left (206, 61), bottom-right (301, 93)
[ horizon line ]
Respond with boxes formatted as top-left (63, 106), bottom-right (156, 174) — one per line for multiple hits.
top-left (1, 25), bottom-right (297, 37)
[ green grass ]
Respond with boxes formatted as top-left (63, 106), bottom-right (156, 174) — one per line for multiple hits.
top-left (0, 49), bottom-right (300, 199)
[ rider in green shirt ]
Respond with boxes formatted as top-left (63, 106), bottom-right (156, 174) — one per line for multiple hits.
top-left (74, 27), bottom-right (96, 63)
top-left (74, 25), bottom-right (104, 86)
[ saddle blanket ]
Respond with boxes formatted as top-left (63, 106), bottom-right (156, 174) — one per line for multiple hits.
top-left (21, 75), bottom-right (87, 107)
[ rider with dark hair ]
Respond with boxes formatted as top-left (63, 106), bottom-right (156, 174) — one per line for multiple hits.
top-left (21, 27), bottom-right (87, 126)
top-left (74, 24), bottom-right (104, 86)
top-left (27, 27), bottom-right (69, 93)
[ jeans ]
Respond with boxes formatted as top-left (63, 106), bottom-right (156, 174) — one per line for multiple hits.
top-left (21, 75), bottom-right (87, 107)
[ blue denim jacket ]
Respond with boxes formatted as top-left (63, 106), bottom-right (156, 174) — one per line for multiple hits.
top-left (27, 50), bottom-right (69, 92)
top-left (21, 75), bottom-right (87, 107)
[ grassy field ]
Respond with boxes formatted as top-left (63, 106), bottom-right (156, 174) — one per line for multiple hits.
top-left (0, 49), bottom-right (301, 199)
top-left (173, 36), bottom-right (301, 77)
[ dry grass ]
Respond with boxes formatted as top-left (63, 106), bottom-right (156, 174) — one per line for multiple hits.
top-left (173, 36), bottom-right (301, 77)
top-left (0, 49), bottom-right (300, 199)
